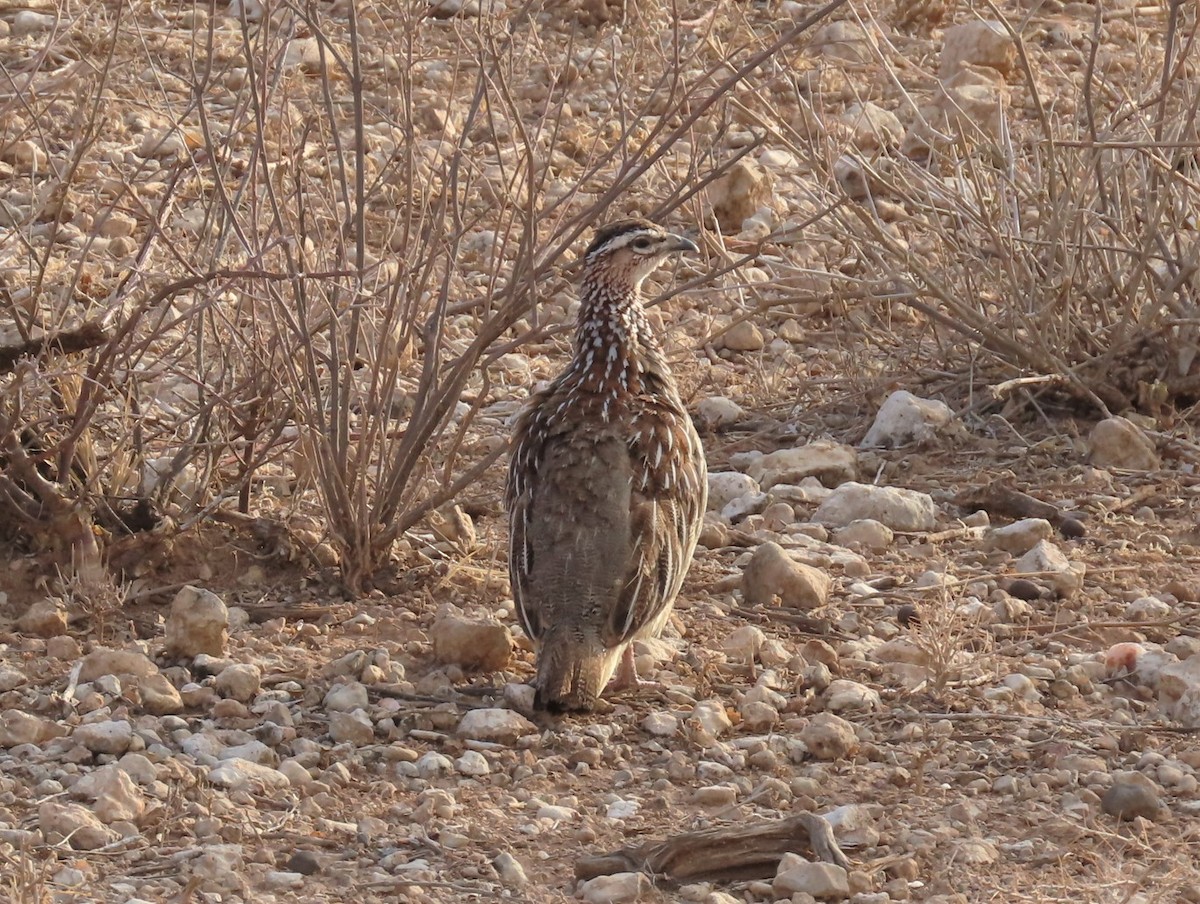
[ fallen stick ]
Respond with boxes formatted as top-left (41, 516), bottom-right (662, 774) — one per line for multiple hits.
top-left (575, 813), bottom-right (849, 884)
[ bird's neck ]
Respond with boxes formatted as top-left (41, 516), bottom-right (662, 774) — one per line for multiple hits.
top-left (572, 275), bottom-right (664, 388)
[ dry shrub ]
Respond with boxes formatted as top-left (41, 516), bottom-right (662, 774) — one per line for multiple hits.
top-left (0, 0), bottom-right (849, 592)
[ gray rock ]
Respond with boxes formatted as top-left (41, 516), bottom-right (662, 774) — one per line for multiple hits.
top-left (774, 853), bottom-right (850, 899)
top-left (71, 765), bottom-right (145, 823)
top-left (578, 871), bottom-right (650, 903)
top-left (328, 710), bottom-right (375, 745)
top-left (800, 713), bottom-right (858, 760)
top-left (1102, 775), bottom-right (1161, 821)
top-left (457, 708), bottom-right (536, 744)
top-left (1089, 417), bottom-right (1160, 470)
top-left (74, 720), bottom-right (133, 755)
top-left (0, 709), bottom-right (52, 748)
top-left (431, 615), bottom-right (513, 672)
top-left (814, 482), bottom-right (937, 531)
top-left (708, 472), bottom-right (761, 511)
top-left (214, 663), bottom-right (261, 702)
top-left (38, 801), bottom-right (116, 850)
top-left (208, 758), bottom-right (291, 793)
top-left (323, 681), bottom-right (369, 712)
top-left (745, 440), bottom-right (857, 489)
top-left (984, 518), bottom-right (1054, 555)
top-left (861, 390), bottom-right (955, 449)
top-left (742, 541), bottom-right (830, 609)
top-left (1014, 541), bottom-right (1085, 598)
top-left (164, 586), bottom-right (229, 658)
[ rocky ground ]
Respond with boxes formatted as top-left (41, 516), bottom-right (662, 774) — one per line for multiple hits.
top-left (3, 0), bottom-right (1200, 902)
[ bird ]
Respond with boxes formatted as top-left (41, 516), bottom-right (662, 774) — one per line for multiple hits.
top-left (506, 218), bottom-right (708, 713)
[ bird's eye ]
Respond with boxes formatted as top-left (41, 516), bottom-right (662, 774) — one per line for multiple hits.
top-left (631, 237), bottom-right (653, 251)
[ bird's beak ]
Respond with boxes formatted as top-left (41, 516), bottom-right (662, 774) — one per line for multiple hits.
top-left (665, 233), bottom-right (699, 254)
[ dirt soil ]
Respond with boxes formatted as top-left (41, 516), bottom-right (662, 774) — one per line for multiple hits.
top-left (2, 0), bottom-right (1200, 903)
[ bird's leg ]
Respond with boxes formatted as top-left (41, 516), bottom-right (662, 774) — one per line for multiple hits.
top-left (606, 644), bottom-right (650, 692)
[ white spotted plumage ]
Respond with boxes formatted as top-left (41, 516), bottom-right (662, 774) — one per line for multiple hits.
top-left (505, 218), bottom-right (707, 712)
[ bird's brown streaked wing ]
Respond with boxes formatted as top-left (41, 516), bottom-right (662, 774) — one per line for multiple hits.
top-left (605, 416), bottom-right (707, 646)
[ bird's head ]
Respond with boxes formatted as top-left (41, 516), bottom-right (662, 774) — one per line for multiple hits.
top-left (582, 218), bottom-right (699, 290)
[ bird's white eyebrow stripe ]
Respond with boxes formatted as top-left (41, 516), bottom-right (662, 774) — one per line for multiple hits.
top-left (589, 229), bottom-right (658, 257)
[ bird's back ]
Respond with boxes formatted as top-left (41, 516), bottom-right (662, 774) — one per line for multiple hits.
top-left (507, 370), bottom-right (706, 709)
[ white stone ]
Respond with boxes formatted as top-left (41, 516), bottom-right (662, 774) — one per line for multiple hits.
top-left (208, 758), bottom-right (291, 792)
top-left (456, 750), bottom-right (490, 776)
top-left (74, 720), bottom-right (133, 755)
top-left (774, 855), bottom-right (849, 899)
top-left (697, 396), bottom-right (745, 427)
top-left (79, 648), bottom-right (158, 681)
top-left (641, 711), bottom-right (679, 737)
top-left (742, 541), bottom-right (830, 609)
top-left (745, 440), bottom-right (857, 489)
top-left (416, 751), bottom-right (454, 777)
top-left (721, 491), bottom-right (768, 524)
top-left (164, 586), bottom-right (228, 658)
top-left (578, 871), bottom-right (650, 904)
top-left (138, 674), bottom-right (184, 715)
top-left (605, 798), bottom-right (639, 820)
top-left (800, 713), bottom-right (857, 760)
top-left (432, 614), bottom-right (513, 671)
top-left (13, 11), bottom-right (55, 35)
top-left (458, 708), bottom-right (537, 744)
top-left (824, 803), bottom-right (881, 847)
top-left (721, 320), bottom-right (765, 352)
top-left (214, 663), bottom-right (261, 702)
top-left (984, 518), bottom-right (1054, 555)
top-left (71, 765), bottom-right (145, 824)
top-left (707, 472), bottom-right (760, 512)
top-left (1158, 656), bottom-right (1200, 728)
top-left (940, 20), bottom-right (1016, 78)
top-left (0, 709), bottom-right (51, 747)
top-left (708, 160), bottom-right (775, 235)
top-left (814, 482), bottom-right (937, 531)
top-left (328, 710), bottom-right (374, 745)
top-left (861, 391), bottom-right (955, 449)
top-left (1014, 540), bottom-right (1085, 598)
top-left (536, 803), bottom-right (577, 822)
top-left (17, 599), bottom-right (67, 637)
top-left (691, 699), bottom-right (733, 738)
top-left (1126, 596), bottom-right (1171, 621)
top-left (722, 625), bottom-right (767, 664)
top-left (833, 519), bottom-right (893, 550)
top-left (739, 700), bottom-right (779, 732)
top-left (1090, 417), bottom-right (1160, 470)
top-left (494, 851), bottom-right (528, 887)
top-left (842, 102), bottom-right (903, 151)
top-left (323, 681), bottom-right (369, 712)
top-left (824, 679), bottom-right (881, 713)
top-left (810, 20), bottom-right (873, 62)
top-left (38, 802), bottom-right (116, 851)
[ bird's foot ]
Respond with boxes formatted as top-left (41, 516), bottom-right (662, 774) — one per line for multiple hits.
top-left (605, 644), bottom-right (658, 696)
